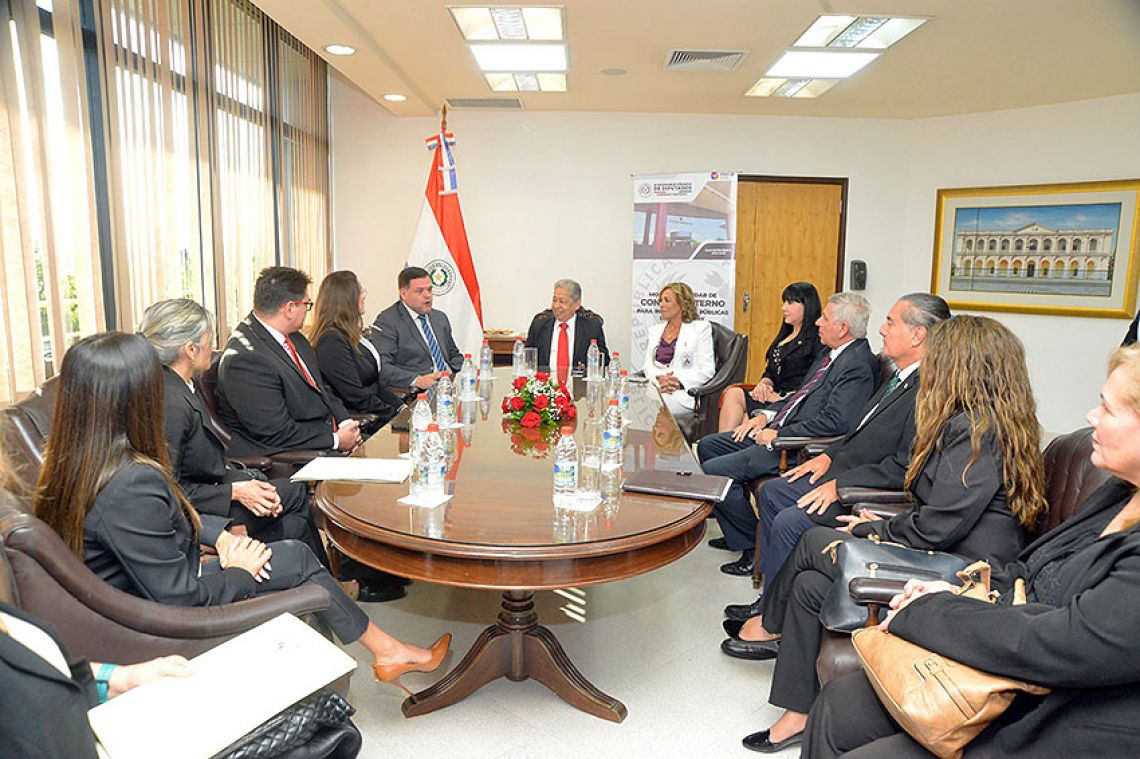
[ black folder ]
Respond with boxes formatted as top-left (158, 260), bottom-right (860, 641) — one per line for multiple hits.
top-left (621, 469), bottom-right (732, 503)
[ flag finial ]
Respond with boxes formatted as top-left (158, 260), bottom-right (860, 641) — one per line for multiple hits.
top-left (440, 103), bottom-right (448, 132)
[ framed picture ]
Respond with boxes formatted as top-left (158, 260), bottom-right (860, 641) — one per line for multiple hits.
top-left (931, 179), bottom-right (1140, 318)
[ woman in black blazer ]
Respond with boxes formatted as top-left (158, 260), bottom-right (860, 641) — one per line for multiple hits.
top-left (805, 345), bottom-right (1140, 758)
top-left (33, 332), bottom-right (448, 692)
top-left (311, 271), bottom-right (404, 427)
top-left (729, 316), bottom-right (1047, 753)
top-left (139, 299), bottom-right (327, 563)
top-left (719, 282), bottom-right (824, 431)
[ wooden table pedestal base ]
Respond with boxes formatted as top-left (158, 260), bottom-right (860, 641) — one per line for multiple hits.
top-left (401, 589), bottom-right (628, 722)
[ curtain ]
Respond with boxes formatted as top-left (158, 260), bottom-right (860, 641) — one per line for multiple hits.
top-left (0, 0), bottom-right (331, 405)
top-left (0, 0), bottom-right (104, 404)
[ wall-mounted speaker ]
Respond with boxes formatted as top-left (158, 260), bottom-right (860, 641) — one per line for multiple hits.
top-left (850, 260), bottom-right (867, 290)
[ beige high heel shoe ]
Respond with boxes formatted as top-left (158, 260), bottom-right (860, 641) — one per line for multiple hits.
top-left (372, 633), bottom-right (451, 695)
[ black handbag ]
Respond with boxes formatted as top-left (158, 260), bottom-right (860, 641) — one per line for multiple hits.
top-left (216, 688), bottom-right (359, 759)
top-left (818, 536), bottom-right (968, 633)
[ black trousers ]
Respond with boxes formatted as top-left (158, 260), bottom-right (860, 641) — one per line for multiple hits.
top-left (696, 431), bottom-right (782, 551)
top-left (206, 539), bottom-right (369, 644)
top-left (804, 670), bottom-right (996, 758)
top-left (761, 525), bottom-right (850, 714)
top-left (227, 478), bottom-right (331, 571)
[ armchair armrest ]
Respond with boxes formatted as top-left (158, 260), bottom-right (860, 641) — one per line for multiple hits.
top-left (687, 363), bottom-right (745, 401)
top-left (837, 487), bottom-right (916, 506)
top-left (852, 502), bottom-right (912, 520)
top-left (771, 435), bottom-right (844, 452)
top-left (226, 455), bottom-right (274, 472)
top-left (269, 449), bottom-right (330, 464)
top-left (848, 577), bottom-right (906, 607)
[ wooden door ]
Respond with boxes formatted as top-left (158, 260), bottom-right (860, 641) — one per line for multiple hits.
top-left (735, 179), bottom-right (845, 381)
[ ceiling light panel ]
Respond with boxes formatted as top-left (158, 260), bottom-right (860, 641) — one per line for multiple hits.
top-left (483, 72), bottom-right (567, 92)
top-left (470, 42), bottom-right (566, 72)
top-left (449, 6), bottom-right (564, 41)
top-left (766, 49), bottom-right (878, 79)
top-left (793, 14), bottom-right (926, 50)
top-left (745, 77), bottom-right (837, 98)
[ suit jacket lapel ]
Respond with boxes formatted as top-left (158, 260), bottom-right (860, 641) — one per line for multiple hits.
top-left (0, 607), bottom-right (81, 688)
top-left (243, 315), bottom-right (319, 393)
top-left (572, 310), bottom-right (589, 366)
top-left (165, 369), bottom-right (225, 449)
top-left (858, 372), bottom-right (920, 430)
top-left (398, 305), bottom-right (433, 363)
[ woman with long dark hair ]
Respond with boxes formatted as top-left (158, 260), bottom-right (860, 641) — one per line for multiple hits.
top-left (310, 271), bottom-right (403, 426)
top-left (728, 316), bottom-right (1046, 753)
top-left (34, 332), bottom-right (448, 692)
top-left (719, 282), bottom-right (824, 431)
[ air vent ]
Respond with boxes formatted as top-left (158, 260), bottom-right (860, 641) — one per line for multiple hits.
top-left (663, 49), bottom-right (748, 72)
top-left (444, 97), bottom-right (524, 110)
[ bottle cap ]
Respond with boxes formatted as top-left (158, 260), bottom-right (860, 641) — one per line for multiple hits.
top-left (464, 353), bottom-right (472, 358)
top-left (427, 423), bottom-right (440, 432)
top-left (613, 351), bottom-right (620, 356)
top-left (620, 370), bottom-right (628, 376)
top-left (483, 339), bottom-right (489, 344)
top-left (417, 393), bottom-right (427, 400)
top-left (609, 398), bottom-right (618, 405)
top-left (590, 339), bottom-right (597, 345)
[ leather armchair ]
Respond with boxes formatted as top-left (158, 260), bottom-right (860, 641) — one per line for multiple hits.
top-left (677, 322), bottom-right (748, 444)
top-left (814, 427), bottom-right (1110, 687)
top-left (0, 495), bottom-right (331, 664)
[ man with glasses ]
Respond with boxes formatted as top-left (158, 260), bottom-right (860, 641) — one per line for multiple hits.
top-left (372, 266), bottom-right (464, 391)
top-left (217, 266), bottom-right (360, 457)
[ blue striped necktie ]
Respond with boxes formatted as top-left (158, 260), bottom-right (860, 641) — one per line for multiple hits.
top-left (418, 313), bottom-right (447, 371)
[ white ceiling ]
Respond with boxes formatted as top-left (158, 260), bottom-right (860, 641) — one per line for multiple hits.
top-left (252, 0), bottom-right (1140, 119)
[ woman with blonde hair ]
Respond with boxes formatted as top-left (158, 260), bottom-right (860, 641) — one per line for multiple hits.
top-left (34, 332), bottom-right (449, 693)
top-left (310, 270), bottom-right (403, 426)
top-left (805, 344), bottom-right (1140, 757)
top-left (728, 315), bottom-right (1046, 753)
top-left (642, 281), bottom-right (716, 419)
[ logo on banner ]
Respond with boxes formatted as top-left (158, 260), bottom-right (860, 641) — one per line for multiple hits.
top-left (637, 182), bottom-right (653, 198)
top-left (425, 259), bottom-right (457, 295)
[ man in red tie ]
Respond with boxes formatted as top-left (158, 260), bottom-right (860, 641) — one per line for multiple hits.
top-left (217, 267), bottom-right (410, 602)
top-left (217, 266), bottom-right (360, 458)
top-left (524, 278), bottom-right (609, 380)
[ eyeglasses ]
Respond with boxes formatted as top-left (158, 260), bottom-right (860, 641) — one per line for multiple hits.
top-left (292, 299), bottom-right (314, 312)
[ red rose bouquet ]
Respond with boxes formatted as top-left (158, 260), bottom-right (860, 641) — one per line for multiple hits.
top-left (500, 371), bottom-right (577, 427)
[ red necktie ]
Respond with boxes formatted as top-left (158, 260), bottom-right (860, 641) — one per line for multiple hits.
top-left (557, 322), bottom-right (570, 384)
top-left (285, 335), bottom-right (338, 434)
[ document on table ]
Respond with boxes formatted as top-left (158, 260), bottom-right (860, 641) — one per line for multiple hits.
top-left (87, 613), bottom-right (357, 759)
top-left (290, 456), bottom-right (413, 483)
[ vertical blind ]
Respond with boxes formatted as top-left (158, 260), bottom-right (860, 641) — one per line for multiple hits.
top-left (0, 0), bottom-right (331, 405)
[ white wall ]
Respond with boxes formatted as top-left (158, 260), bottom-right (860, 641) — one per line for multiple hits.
top-left (330, 77), bottom-right (1140, 433)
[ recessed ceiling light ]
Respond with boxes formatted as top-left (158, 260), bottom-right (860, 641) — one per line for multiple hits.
top-left (794, 15), bottom-right (927, 50)
top-left (383, 93), bottom-right (407, 102)
top-left (323, 44), bottom-right (356, 56)
top-left (601, 67), bottom-right (627, 76)
top-left (449, 6), bottom-right (564, 41)
top-left (765, 49), bottom-right (878, 79)
top-left (470, 43), bottom-right (566, 72)
top-left (745, 77), bottom-right (837, 98)
top-left (484, 72), bottom-right (567, 92)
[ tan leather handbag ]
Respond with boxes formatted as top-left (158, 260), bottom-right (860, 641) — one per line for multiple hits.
top-left (850, 563), bottom-right (1050, 759)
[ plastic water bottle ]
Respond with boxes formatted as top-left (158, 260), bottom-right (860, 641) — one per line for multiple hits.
top-left (586, 339), bottom-right (602, 382)
top-left (601, 398), bottom-right (623, 470)
top-left (512, 338), bottom-right (526, 377)
top-left (460, 353), bottom-right (477, 399)
top-left (415, 423), bottom-right (445, 498)
top-left (618, 370), bottom-right (630, 414)
top-left (553, 432), bottom-right (578, 506)
top-left (479, 340), bottom-right (494, 377)
top-left (436, 374), bottom-right (456, 426)
top-left (606, 351), bottom-right (622, 399)
top-left (410, 392), bottom-right (433, 456)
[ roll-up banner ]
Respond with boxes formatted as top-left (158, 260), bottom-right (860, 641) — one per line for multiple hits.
top-left (630, 172), bottom-right (737, 368)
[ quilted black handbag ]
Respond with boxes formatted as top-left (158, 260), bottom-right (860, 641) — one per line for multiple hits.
top-left (217, 688), bottom-right (360, 759)
top-left (818, 536), bottom-right (968, 633)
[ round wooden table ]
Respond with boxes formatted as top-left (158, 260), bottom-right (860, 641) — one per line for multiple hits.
top-left (315, 371), bottom-right (712, 722)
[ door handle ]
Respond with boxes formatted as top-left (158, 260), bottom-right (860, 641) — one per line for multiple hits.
top-left (742, 290), bottom-right (750, 313)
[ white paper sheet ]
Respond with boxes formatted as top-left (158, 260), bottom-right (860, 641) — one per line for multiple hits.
top-left (87, 614), bottom-right (357, 759)
top-left (290, 456), bottom-right (413, 483)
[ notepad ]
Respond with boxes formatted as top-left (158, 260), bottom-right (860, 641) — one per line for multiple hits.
top-left (290, 456), bottom-right (413, 483)
top-left (87, 614), bottom-right (356, 759)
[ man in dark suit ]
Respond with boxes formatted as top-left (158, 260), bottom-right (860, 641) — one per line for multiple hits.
top-left (216, 267), bottom-right (360, 458)
top-left (372, 266), bottom-right (464, 392)
top-left (524, 279), bottom-right (609, 375)
top-left (697, 292), bottom-right (878, 575)
top-left (720, 293), bottom-right (950, 627)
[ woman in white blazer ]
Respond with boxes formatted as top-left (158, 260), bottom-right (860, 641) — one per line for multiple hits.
top-left (643, 282), bottom-right (716, 419)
